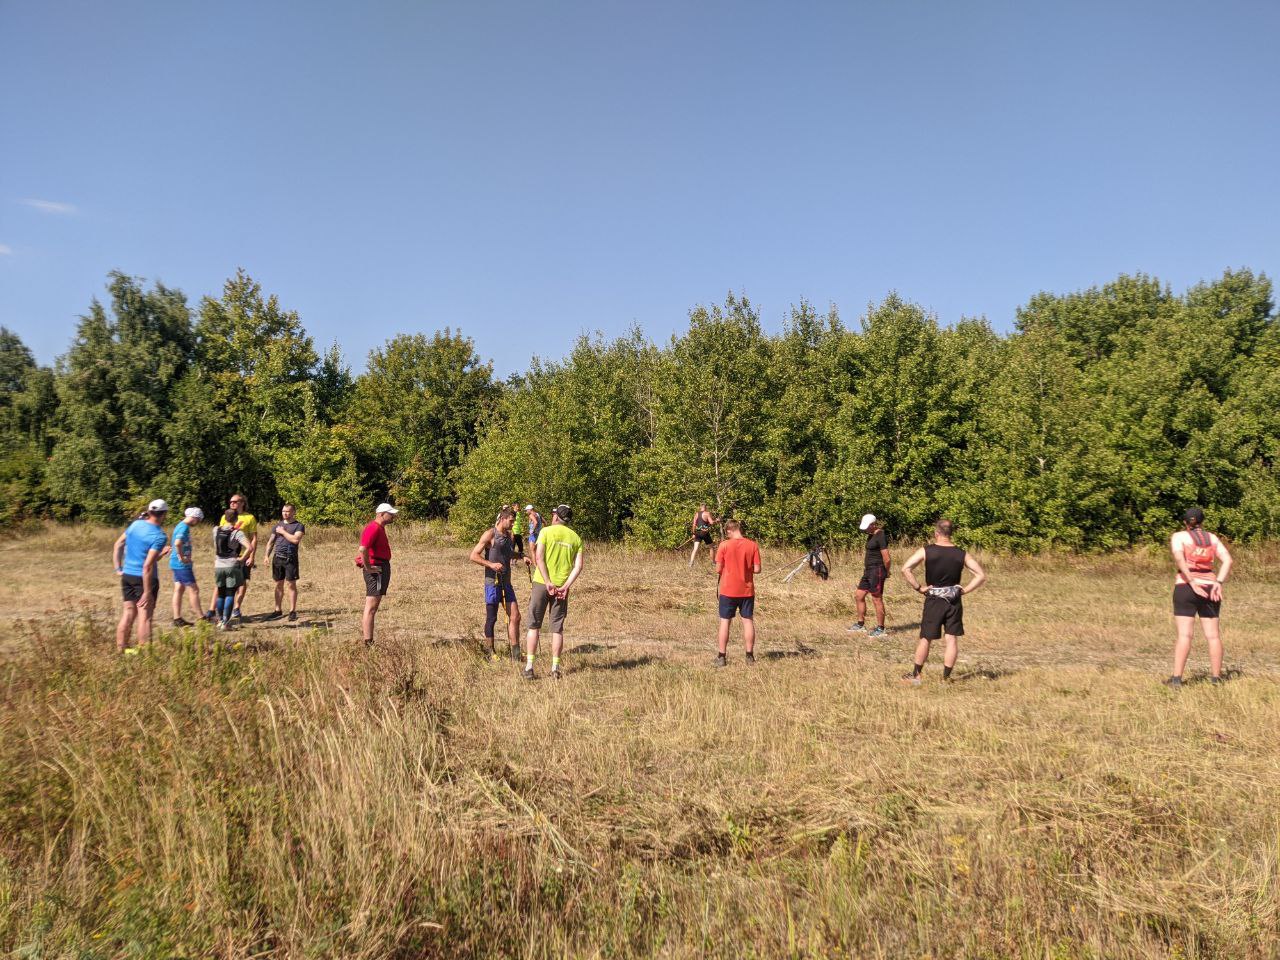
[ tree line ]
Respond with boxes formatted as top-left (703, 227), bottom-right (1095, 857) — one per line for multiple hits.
top-left (2, 268), bottom-right (1276, 550)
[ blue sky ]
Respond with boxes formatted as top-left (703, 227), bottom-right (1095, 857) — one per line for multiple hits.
top-left (2, 0), bottom-right (1277, 375)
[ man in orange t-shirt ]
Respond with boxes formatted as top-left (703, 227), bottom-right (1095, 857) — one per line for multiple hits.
top-left (714, 519), bottom-right (762, 667)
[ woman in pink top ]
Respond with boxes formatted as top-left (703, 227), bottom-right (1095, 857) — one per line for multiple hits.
top-left (1166, 507), bottom-right (1233, 688)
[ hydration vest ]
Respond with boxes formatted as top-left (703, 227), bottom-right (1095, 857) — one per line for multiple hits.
top-left (215, 525), bottom-right (240, 560)
top-left (1183, 528), bottom-right (1216, 575)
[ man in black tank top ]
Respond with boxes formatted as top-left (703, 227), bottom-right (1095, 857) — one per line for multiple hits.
top-left (899, 519), bottom-right (987, 684)
top-left (469, 507), bottom-right (523, 662)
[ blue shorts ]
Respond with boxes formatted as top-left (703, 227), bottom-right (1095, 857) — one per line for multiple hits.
top-left (172, 566), bottom-right (196, 586)
top-left (485, 580), bottom-right (517, 605)
top-left (718, 594), bottom-right (755, 620)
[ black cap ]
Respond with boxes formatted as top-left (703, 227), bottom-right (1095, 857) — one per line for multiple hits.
top-left (553, 504), bottom-right (572, 521)
top-left (1183, 507), bottom-right (1205, 524)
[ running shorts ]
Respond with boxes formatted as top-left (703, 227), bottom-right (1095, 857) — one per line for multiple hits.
top-left (172, 566), bottom-right (196, 586)
top-left (215, 566), bottom-right (245, 591)
top-left (694, 529), bottom-right (714, 545)
top-left (857, 567), bottom-right (887, 597)
top-left (240, 561), bottom-right (252, 583)
top-left (1173, 583), bottom-right (1220, 619)
top-left (485, 580), bottom-right (516, 605)
top-left (920, 594), bottom-right (964, 640)
top-left (529, 582), bottom-right (569, 632)
top-left (718, 594), bottom-right (755, 620)
top-left (363, 560), bottom-right (391, 597)
top-left (272, 556), bottom-right (299, 582)
top-left (121, 573), bottom-right (159, 604)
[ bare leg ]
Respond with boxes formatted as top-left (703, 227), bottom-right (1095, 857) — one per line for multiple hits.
top-left (116, 603), bottom-right (137, 651)
top-left (362, 595), bottom-right (381, 643)
top-left (854, 589), bottom-right (868, 623)
top-left (742, 617), bottom-right (755, 654)
top-left (274, 579), bottom-right (285, 613)
top-left (913, 637), bottom-right (932, 668)
top-left (187, 582), bottom-right (204, 620)
top-left (552, 631), bottom-right (564, 659)
top-left (943, 633), bottom-right (959, 668)
top-left (507, 601), bottom-right (521, 648)
top-left (1202, 617), bottom-right (1223, 678)
top-left (172, 583), bottom-right (184, 621)
top-left (286, 580), bottom-right (298, 615)
top-left (689, 541), bottom-right (700, 568)
top-left (871, 594), bottom-right (886, 628)
top-left (136, 592), bottom-right (156, 646)
top-left (1172, 616), bottom-right (1195, 678)
top-left (526, 627), bottom-right (541, 658)
top-left (235, 575), bottom-right (249, 612)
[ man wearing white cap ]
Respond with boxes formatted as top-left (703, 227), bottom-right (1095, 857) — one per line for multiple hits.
top-left (358, 503), bottom-right (398, 646)
top-left (849, 513), bottom-right (890, 637)
top-left (112, 499), bottom-right (171, 652)
top-left (169, 506), bottom-right (207, 627)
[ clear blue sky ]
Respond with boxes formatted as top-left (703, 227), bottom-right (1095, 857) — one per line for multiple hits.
top-left (2, 0), bottom-right (1277, 375)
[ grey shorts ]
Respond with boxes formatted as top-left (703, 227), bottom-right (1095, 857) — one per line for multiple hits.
top-left (529, 582), bottom-right (569, 632)
top-left (215, 566), bottom-right (245, 591)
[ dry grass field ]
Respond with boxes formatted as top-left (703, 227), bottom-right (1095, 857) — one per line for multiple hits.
top-left (2, 523), bottom-right (1278, 959)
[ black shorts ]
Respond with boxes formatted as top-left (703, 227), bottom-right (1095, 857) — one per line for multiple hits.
top-left (920, 595), bottom-right (964, 640)
top-left (1173, 583), bottom-right (1220, 619)
top-left (240, 562), bottom-right (252, 583)
top-left (718, 594), bottom-right (755, 620)
top-left (857, 567), bottom-right (887, 597)
top-left (272, 555), bottom-right (299, 582)
top-left (121, 573), bottom-right (159, 605)
top-left (694, 529), bottom-right (714, 545)
top-left (529, 582), bottom-right (569, 632)
top-left (363, 560), bottom-right (391, 597)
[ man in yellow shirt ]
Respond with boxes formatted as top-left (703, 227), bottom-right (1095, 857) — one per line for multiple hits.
top-left (524, 504), bottom-right (584, 681)
top-left (207, 492), bottom-right (258, 622)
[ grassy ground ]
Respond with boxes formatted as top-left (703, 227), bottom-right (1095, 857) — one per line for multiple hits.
top-left (1, 524), bottom-right (1278, 958)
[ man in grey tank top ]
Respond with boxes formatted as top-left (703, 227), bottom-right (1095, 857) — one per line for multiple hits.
top-left (470, 507), bottom-right (523, 662)
top-left (899, 519), bottom-right (987, 684)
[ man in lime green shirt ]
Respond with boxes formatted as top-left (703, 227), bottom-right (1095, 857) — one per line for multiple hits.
top-left (207, 492), bottom-right (258, 621)
top-left (525, 504), bottom-right (584, 681)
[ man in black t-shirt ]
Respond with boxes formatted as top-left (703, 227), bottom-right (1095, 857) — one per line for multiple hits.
top-left (265, 504), bottom-right (305, 621)
top-left (849, 513), bottom-right (890, 637)
top-left (899, 519), bottom-right (987, 684)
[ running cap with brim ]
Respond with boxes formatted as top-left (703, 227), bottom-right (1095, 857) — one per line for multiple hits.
top-left (148, 498), bottom-right (170, 513)
top-left (1183, 507), bottom-right (1205, 524)
top-left (184, 507), bottom-right (204, 520)
top-left (524, 504), bottom-right (535, 511)
top-left (553, 504), bottom-right (572, 520)
top-left (859, 513), bottom-right (876, 531)
top-left (376, 503), bottom-right (399, 515)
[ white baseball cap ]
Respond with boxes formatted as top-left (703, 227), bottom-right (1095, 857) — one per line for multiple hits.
top-left (148, 498), bottom-right (170, 513)
top-left (376, 503), bottom-right (399, 514)
top-left (524, 504), bottom-right (535, 511)
top-left (859, 513), bottom-right (877, 531)
top-left (184, 506), bottom-right (204, 521)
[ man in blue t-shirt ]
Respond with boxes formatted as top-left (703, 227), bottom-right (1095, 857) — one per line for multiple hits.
top-left (112, 499), bottom-right (171, 653)
top-left (169, 506), bottom-right (207, 627)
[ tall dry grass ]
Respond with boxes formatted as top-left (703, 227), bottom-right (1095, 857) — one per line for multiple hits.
top-left (1, 526), bottom-right (1278, 957)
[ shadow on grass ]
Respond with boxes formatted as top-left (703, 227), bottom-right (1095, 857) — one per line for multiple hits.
top-left (576, 655), bottom-right (660, 673)
top-left (569, 643), bottom-right (617, 655)
top-left (763, 643), bottom-right (819, 661)
top-left (948, 666), bottom-right (1016, 683)
top-left (1185, 668), bottom-right (1246, 684)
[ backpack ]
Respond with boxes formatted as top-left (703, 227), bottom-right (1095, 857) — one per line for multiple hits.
top-left (1185, 528), bottom-right (1216, 573)
top-left (215, 525), bottom-right (240, 560)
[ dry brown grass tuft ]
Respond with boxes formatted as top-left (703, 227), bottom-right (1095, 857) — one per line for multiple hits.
top-left (1, 524), bottom-right (1278, 957)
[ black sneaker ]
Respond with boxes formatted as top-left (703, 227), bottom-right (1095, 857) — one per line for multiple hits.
top-left (745, 651), bottom-right (755, 664)
top-left (715, 653), bottom-right (727, 668)
top-left (1163, 676), bottom-right (1183, 689)
top-left (1208, 675), bottom-right (1224, 685)
top-left (287, 611), bottom-right (297, 622)
top-left (523, 667), bottom-right (535, 681)
top-left (172, 618), bottom-right (191, 628)
top-left (266, 611), bottom-right (283, 621)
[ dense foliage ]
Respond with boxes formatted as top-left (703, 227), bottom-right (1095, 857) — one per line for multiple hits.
top-left (1, 268), bottom-right (1275, 548)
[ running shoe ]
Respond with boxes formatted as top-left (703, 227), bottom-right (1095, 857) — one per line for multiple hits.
top-left (487, 649), bottom-right (501, 663)
top-left (1162, 676), bottom-right (1183, 689)
top-left (265, 611), bottom-right (283, 621)
top-left (868, 626), bottom-right (886, 638)
top-left (232, 608), bottom-right (243, 622)
top-left (287, 611), bottom-right (297, 622)
top-left (172, 618), bottom-right (191, 628)
top-left (551, 666), bottom-right (562, 680)
top-left (846, 623), bottom-right (867, 634)
top-left (1208, 675), bottom-right (1224, 686)
top-left (900, 672), bottom-right (922, 686)
top-left (715, 653), bottom-right (727, 668)
top-left (363, 637), bottom-right (374, 648)
top-left (509, 645), bottom-right (522, 663)
top-left (523, 667), bottom-right (535, 681)
top-left (745, 651), bottom-right (756, 664)
top-left (217, 621), bottom-right (228, 632)
top-left (122, 647), bottom-right (140, 656)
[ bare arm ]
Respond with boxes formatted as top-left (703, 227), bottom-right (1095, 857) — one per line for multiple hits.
top-left (880, 547), bottom-right (891, 574)
top-left (535, 542), bottom-right (552, 587)
top-left (265, 530), bottom-right (278, 559)
top-left (469, 530), bottom-right (502, 572)
top-left (1216, 539), bottom-right (1233, 585)
top-left (1170, 535), bottom-right (1209, 598)
top-left (899, 547), bottom-right (927, 594)
top-left (961, 554), bottom-right (987, 595)
top-left (112, 532), bottom-right (127, 572)
top-left (562, 549), bottom-right (585, 594)
top-left (141, 549), bottom-right (160, 598)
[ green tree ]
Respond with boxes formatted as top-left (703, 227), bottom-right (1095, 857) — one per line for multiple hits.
top-left (45, 273), bottom-right (192, 519)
